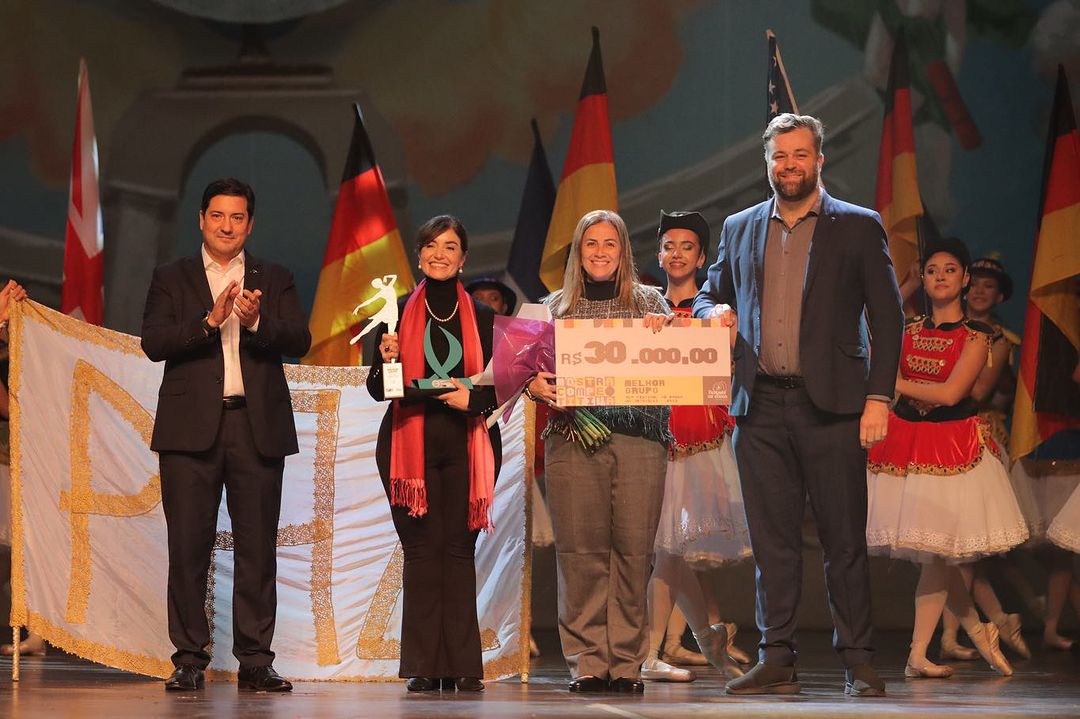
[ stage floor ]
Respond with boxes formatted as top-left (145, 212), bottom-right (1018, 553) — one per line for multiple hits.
top-left (1, 630), bottom-right (1078, 718)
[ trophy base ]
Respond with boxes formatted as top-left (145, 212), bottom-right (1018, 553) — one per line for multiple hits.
top-left (413, 377), bottom-right (474, 390)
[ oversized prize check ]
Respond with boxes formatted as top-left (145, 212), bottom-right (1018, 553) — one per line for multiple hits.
top-left (554, 317), bottom-right (731, 406)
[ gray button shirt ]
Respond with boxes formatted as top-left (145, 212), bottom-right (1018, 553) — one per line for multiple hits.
top-left (758, 196), bottom-right (821, 376)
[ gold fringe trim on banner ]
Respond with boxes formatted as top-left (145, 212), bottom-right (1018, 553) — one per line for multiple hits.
top-left (518, 399), bottom-right (536, 682)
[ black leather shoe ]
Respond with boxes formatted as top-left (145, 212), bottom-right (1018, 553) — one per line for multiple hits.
top-left (453, 677), bottom-right (485, 692)
top-left (237, 665), bottom-right (292, 692)
top-left (568, 676), bottom-right (608, 693)
top-left (844, 663), bottom-right (886, 697)
top-left (724, 662), bottom-right (800, 695)
top-left (164, 664), bottom-right (204, 691)
top-left (610, 677), bottom-right (645, 693)
top-left (406, 677), bottom-right (438, 692)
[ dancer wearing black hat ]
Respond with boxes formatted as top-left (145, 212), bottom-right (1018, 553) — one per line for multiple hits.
top-left (936, 253), bottom-right (1037, 662)
top-left (465, 277), bottom-right (517, 316)
top-left (642, 211), bottom-right (749, 683)
top-left (866, 237), bottom-right (1028, 679)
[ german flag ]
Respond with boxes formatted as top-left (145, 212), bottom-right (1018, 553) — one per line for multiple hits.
top-left (875, 34), bottom-right (924, 282)
top-left (1010, 66), bottom-right (1080, 460)
top-left (303, 104), bottom-right (414, 366)
top-left (540, 27), bottom-right (617, 292)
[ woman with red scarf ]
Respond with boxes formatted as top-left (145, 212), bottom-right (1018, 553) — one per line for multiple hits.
top-left (366, 215), bottom-right (501, 693)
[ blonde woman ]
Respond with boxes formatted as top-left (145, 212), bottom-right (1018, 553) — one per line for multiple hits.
top-left (527, 210), bottom-right (670, 694)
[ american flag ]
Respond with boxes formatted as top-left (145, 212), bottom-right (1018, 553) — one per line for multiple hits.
top-left (767, 30), bottom-right (799, 121)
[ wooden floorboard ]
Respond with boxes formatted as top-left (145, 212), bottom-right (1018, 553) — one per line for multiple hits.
top-left (1, 630), bottom-right (1078, 718)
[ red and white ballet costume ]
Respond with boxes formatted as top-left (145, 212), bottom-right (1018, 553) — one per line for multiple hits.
top-left (866, 317), bottom-right (1029, 563)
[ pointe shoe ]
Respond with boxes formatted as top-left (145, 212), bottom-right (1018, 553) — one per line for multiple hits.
top-left (641, 657), bottom-right (695, 682)
top-left (905, 660), bottom-right (954, 678)
top-left (722, 622), bottom-right (752, 665)
top-left (692, 624), bottom-right (745, 679)
top-left (973, 622), bottom-right (1013, 677)
top-left (1043, 633), bottom-right (1075, 651)
top-left (529, 635), bottom-right (540, 657)
top-left (662, 641), bottom-right (708, 666)
top-left (939, 638), bottom-right (979, 661)
top-left (994, 614), bottom-right (1031, 659)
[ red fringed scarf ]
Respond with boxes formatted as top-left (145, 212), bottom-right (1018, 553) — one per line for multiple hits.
top-left (389, 279), bottom-right (496, 531)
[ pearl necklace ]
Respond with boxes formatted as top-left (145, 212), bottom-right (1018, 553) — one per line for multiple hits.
top-left (424, 298), bottom-right (459, 323)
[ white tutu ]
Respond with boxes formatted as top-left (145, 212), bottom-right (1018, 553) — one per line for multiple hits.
top-left (653, 436), bottom-right (752, 568)
top-left (1014, 457), bottom-right (1080, 544)
top-left (867, 448), bottom-right (1030, 564)
top-left (1000, 446), bottom-right (1044, 541)
top-left (1047, 482), bottom-right (1080, 553)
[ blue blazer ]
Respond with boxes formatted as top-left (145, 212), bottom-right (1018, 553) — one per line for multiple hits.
top-left (693, 190), bottom-right (903, 417)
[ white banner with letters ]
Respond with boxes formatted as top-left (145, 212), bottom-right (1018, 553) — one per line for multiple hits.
top-left (7, 301), bottom-right (528, 681)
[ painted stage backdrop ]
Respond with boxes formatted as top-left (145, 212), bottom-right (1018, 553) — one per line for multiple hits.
top-left (1, 1), bottom-right (1075, 339)
top-left (6, 300), bottom-right (530, 681)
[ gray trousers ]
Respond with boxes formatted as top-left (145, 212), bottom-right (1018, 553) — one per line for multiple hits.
top-left (545, 433), bottom-right (668, 680)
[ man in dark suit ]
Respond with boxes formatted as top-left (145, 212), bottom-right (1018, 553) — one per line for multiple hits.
top-left (141, 178), bottom-right (310, 692)
top-left (693, 114), bottom-right (903, 697)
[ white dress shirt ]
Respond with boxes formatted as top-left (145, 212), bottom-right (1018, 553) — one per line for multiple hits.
top-left (202, 245), bottom-right (258, 398)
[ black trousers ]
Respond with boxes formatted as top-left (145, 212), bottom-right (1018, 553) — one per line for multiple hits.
top-left (159, 405), bottom-right (284, 669)
top-left (733, 381), bottom-right (874, 668)
top-left (376, 407), bottom-right (489, 679)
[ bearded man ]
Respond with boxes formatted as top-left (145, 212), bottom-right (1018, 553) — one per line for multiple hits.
top-left (693, 113), bottom-right (903, 698)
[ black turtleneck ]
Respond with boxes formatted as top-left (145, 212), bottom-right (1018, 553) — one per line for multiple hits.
top-left (366, 276), bottom-right (498, 419)
top-left (423, 275), bottom-right (460, 317)
top-left (583, 278), bottom-right (618, 301)
top-left (418, 276), bottom-right (465, 380)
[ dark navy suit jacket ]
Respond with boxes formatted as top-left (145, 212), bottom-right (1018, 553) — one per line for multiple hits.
top-left (693, 190), bottom-right (904, 417)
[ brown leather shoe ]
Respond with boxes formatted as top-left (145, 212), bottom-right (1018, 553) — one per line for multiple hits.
top-left (237, 664), bottom-right (292, 692)
top-left (164, 664), bottom-right (204, 691)
top-left (845, 663), bottom-right (886, 697)
top-left (724, 662), bottom-right (800, 695)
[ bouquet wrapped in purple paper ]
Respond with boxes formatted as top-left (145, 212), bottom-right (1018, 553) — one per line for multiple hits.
top-left (491, 312), bottom-right (612, 453)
